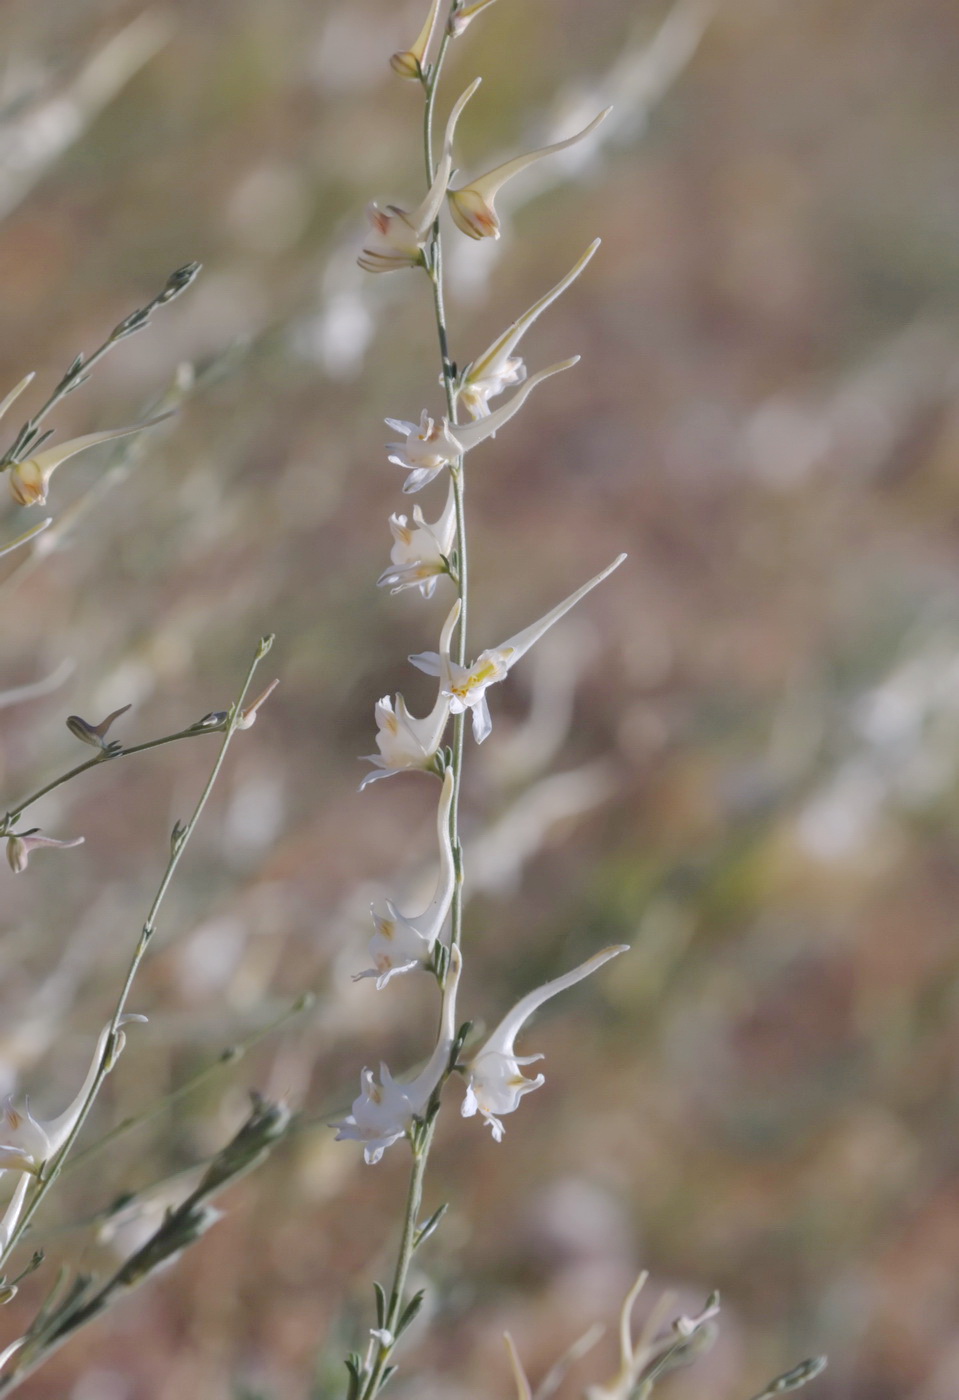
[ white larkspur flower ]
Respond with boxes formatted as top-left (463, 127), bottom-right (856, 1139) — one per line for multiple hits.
top-left (360, 689), bottom-right (450, 789)
top-left (461, 944), bottom-right (628, 1141)
top-left (447, 107), bottom-right (611, 240)
top-left (7, 414), bottom-right (172, 507)
top-left (377, 479), bottom-right (456, 597)
top-left (386, 358), bottom-right (578, 493)
top-left (0, 1017), bottom-right (144, 1175)
top-left (358, 79), bottom-right (480, 273)
top-left (356, 769), bottom-right (456, 988)
top-left (457, 240), bottom-right (600, 420)
top-left (335, 946), bottom-right (462, 1163)
top-left (410, 553), bottom-right (626, 742)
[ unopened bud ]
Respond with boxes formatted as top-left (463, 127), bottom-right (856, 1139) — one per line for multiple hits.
top-left (7, 414), bottom-right (173, 507)
top-left (390, 0), bottom-right (442, 79)
top-left (236, 678), bottom-right (279, 729)
top-left (449, 0), bottom-right (504, 36)
top-left (66, 703), bottom-right (131, 751)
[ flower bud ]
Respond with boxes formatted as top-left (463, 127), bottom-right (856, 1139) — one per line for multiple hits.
top-left (448, 106), bottom-right (610, 240)
top-left (7, 413), bottom-right (173, 507)
top-left (66, 703), bottom-right (131, 751)
top-left (390, 0), bottom-right (442, 79)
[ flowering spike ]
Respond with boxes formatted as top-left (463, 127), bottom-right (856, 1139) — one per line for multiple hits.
top-left (6, 830), bottom-right (84, 874)
top-left (458, 240), bottom-right (600, 418)
top-left (387, 359), bottom-right (579, 493)
top-left (334, 946), bottom-right (462, 1162)
top-left (7, 412), bottom-right (173, 507)
top-left (355, 769), bottom-right (456, 987)
top-left (409, 555), bottom-right (625, 742)
top-left (391, 0), bottom-right (443, 79)
top-left (448, 106), bottom-right (611, 240)
top-left (461, 944), bottom-right (627, 1140)
top-left (358, 78), bottom-right (481, 272)
top-left (360, 688), bottom-right (450, 787)
top-left (377, 479), bottom-right (457, 596)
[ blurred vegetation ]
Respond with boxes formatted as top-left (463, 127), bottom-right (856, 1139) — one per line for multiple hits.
top-left (3, 0), bottom-right (959, 1396)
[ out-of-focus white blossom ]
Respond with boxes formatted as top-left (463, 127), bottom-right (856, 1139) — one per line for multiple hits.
top-left (7, 414), bottom-right (172, 507)
top-left (0, 1018), bottom-right (143, 1175)
top-left (585, 1274), bottom-right (720, 1400)
top-left (6, 829), bottom-right (85, 874)
top-left (411, 554), bottom-right (626, 742)
top-left (461, 944), bottom-right (627, 1140)
top-left (377, 480), bottom-right (457, 596)
top-left (448, 107), bottom-right (610, 240)
top-left (360, 690), bottom-right (450, 788)
top-left (390, 0), bottom-right (443, 78)
top-left (457, 240), bottom-right (600, 419)
top-left (358, 79), bottom-right (480, 272)
top-left (335, 946), bottom-right (461, 1163)
top-left (386, 359), bottom-right (578, 492)
top-left (355, 769), bottom-right (456, 987)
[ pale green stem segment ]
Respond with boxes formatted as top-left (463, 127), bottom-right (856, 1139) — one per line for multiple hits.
top-left (0, 636), bottom-right (274, 1274)
top-left (355, 12), bottom-right (464, 1400)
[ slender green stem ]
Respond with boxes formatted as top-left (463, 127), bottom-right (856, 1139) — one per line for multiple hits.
top-left (0, 636), bottom-right (273, 1273)
top-left (1, 721), bottom-right (227, 834)
top-left (354, 12), bottom-right (468, 1398)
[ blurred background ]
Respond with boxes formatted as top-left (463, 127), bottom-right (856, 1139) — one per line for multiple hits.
top-left (2, 0), bottom-right (959, 1396)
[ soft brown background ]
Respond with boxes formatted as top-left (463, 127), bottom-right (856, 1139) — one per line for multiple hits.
top-left (2, 0), bottom-right (959, 1396)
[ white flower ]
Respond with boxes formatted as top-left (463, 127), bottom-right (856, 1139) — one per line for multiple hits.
top-left (457, 240), bottom-right (600, 419)
top-left (448, 107), bottom-right (610, 240)
top-left (335, 946), bottom-right (462, 1163)
top-left (0, 1017), bottom-right (143, 1175)
top-left (355, 769), bottom-right (456, 987)
top-left (410, 553), bottom-right (626, 742)
top-left (386, 359), bottom-right (579, 493)
top-left (377, 479), bottom-right (456, 597)
top-left (7, 414), bottom-right (172, 507)
top-left (357, 79), bottom-right (479, 273)
top-left (360, 689), bottom-right (450, 789)
top-left (461, 944), bottom-right (628, 1141)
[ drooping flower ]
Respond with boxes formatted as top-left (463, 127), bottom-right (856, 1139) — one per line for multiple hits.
top-left (377, 479), bottom-right (456, 597)
top-left (0, 1017), bottom-right (144, 1175)
top-left (335, 946), bottom-right (462, 1163)
top-left (410, 553), bottom-right (626, 742)
top-left (386, 358), bottom-right (578, 493)
top-left (6, 414), bottom-right (173, 507)
top-left (358, 79), bottom-right (480, 273)
top-left (355, 769), bottom-right (456, 988)
top-left (360, 689), bottom-right (450, 788)
top-left (456, 240), bottom-right (600, 419)
top-left (448, 107), bottom-right (611, 240)
top-left (461, 944), bottom-right (627, 1141)
top-left (6, 829), bottom-right (85, 874)
top-left (390, 0), bottom-right (443, 78)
